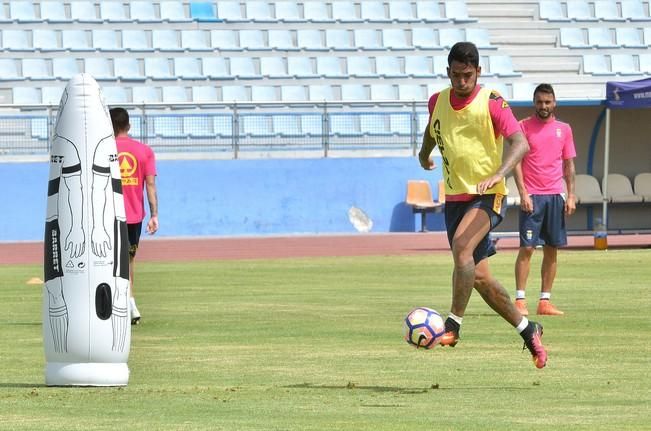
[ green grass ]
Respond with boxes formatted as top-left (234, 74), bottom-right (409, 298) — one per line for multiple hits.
top-left (1, 249), bottom-right (650, 430)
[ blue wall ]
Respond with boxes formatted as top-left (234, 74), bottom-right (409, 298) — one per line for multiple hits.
top-left (0, 157), bottom-right (444, 241)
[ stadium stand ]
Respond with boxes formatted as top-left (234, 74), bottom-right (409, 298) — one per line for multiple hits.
top-left (633, 173), bottom-right (651, 201)
top-left (603, 174), bottom-right (644, 203)
top-left (575, 174), bottom-right (604, 205)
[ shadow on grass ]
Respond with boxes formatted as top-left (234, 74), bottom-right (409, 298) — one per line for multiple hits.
top-left (0, 383), bottom-right (45, 388)
top-left (285, 382), bottom-right (536, 393)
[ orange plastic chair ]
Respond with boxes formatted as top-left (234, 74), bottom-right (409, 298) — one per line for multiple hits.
top-left (406, 180), bottom-right (444, 232)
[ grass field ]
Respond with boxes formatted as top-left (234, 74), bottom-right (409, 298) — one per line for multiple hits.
top-left (1, 249), bottom-right (650, 430)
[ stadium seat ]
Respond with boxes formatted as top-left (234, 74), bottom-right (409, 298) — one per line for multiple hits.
top-left (359, 113), bottom-right (391, 136)
top-left (603, 173), bottom-right (643, 202)
top-left (326, 29), bottom-right (354, 51)
top-left (389, 1), bottom-right (418, 22)
top-left (181, 30), bottom-right (211, 51)
top-left (615, 28), bottom-right (645, 48)
top-left (399, 84), bottom-right (425, 101)
top-left (567, 1), bottom-right (597, 21)
top-left (100, 2), bottom-right (129, 22)
top-left (303, 1), bottom-right (332, 22)
top-left (406, 180), bottom-right (443, 232)
top-left (246, 1), bottom-right (275, 22)
top-left (92, 30), bottom-right (121, 51)
top-left (221, 85), bottom-right (249, 101)
top-left (215, 1), bottom-right (243, 21)
top-left (588, 27), bottom-right (617, 48)
top-left (332, 1), bottom-right (363, 22)
top-left (239, 29), bottom-right (268, 50)
top-left (512, 82), bottom-right (536, 101)
top-left (644, 28), bottom-right (651, 46)
top-left (162, 86), bottom-right (189, 104)
top-left (210, 30), bottom-right (240, 51)
top-left (375, 56), bottom-right (403, 78)
top-left (489, 55), bottom-right (521, 77)
top-left (433, 56), bottom-right (449, 76)
top-left (214, 115), bottom-right (234, 136)
top-left (484, 82), bottom-right (511, 98)
top-left (103, 86), bottom-right (130, 104)
top-left (160, 1), bottom-right (192, 22)
top-left (382, 29), bottom-right (411, 50)
top-left (465, 29), bottom-right (495, 49)
top-left (354, 29), bottom-right (383, 50)
top-left (229, 57), bottom-right (260, 79)
top-left (203, 57), bottom-right (231, 79)
top-left (174, 57), bottom-right (203, 79)
top-left (575, 174), bottom-right (604, 204)
top-left (287, 57), bottom-right (318, 78)
top-left (145, 58), bottom-right (174, 80)
top-left (341, 84), bottom-right (369, 101)
top-left (594, 0), bottom-right (625, 21)
top-left (130, 1), bottom-right (160, 22)
top-left (85, 58), bottom-right (115, 80)
top-left (300, 114), bottom-right (323, 136)
top-left (275, 1), bottom-right (303, 22)
top-left (610, 54), bottom-right (639, 75)
top-left (114, 58), bottom-right (146, 81)
top-left (272, 114), bottom-right (302, 136)
top-left (132, 86), bottom-right (161, 103)
top-left (539, 1), bottom-right (570, 21)
top-left (633, 173), bottom-right (651, 201)
top-left (69, 2), bottom-right (100, 23)
top-left (33, 29), bottom-right (62, 51)
top-left (445, 1), bottom-right (477, 22)
top-left (10, 2), bottom-right (38, 22)
top-left (268, 30), bottom-right (298, 51)
top-left (53, 58), bottom-right (81, 80)
top-left (43, 87), bottom-right (65, 105)
top-left (505, 177), bottom-right (521, 206)
top-left (416, 1), bottom-right (447, 22)
top-left (281, 85), bottom-right (307, 101)
top-left (152, 30), bottom-right (182, 51)
top-left (30, 117), bottom-right (49, 140)
top-left (297, 29), bottom-right (326, 51)
top-left (639, 54), bottom-right (651, 73)
top-left (183, 116), bottom-right (214, 138)
top-left (260, 57), bottom-right (288, 78)
top-left (191, 1), bottom-right (220, 22)
top-left (62, 30), bottom-right (93, 51)
top-left (122, 30), bottom-right (153, 51)
top-left (251, 86), bottom-right (280, 102)
top-left (621, 0), bottom-right (651, 21)
top-left (412, 28), bottom-right (441, 49)
top-left (41, 2), bottom-right (70, 22)
top-left (1, 30), bottom-right (31, 51)
top-left (191, 85), bottom-right (219, 103)
top-left (0, 59), bottom-right (20, 81)
top-left (438, 28), bottom-right (465, 49)
top-left (583, 54), bottom-right (615, 75)
top-left (241, 115), bottom-right (274, 137)
top-left (308, 84), bottom-right (336, 101)
top-left (13, 87), bottom-right (41, 104)
top-left (405, 56), bottom-right (435, 78)
top-left (560, 28), bottom-right (589, 48)
top-left (23, 58), bottom-right (52, 80)
top-left (316, 57), bottom-right (345, 78)
top-left (330, 114), bottom-right (362, 136)
top-left (347, 56), bottom-right (377, 78)
top-left (361, 1), bottom-right (390, 22)
top-left (370, 84), bottom-right (397, 101)
top-left (154, 116), bottom-right (184, 138)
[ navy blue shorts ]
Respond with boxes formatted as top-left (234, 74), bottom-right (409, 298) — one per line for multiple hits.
top-left (519, 194), bottom-right (567, 247)
top-left (127, 222), bottom-right (142, 258)
top-left (445, 193), bottom-right (507, 264)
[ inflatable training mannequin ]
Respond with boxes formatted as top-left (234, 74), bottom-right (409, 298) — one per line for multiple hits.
top-left (43, 74), bottom-right (130, 386)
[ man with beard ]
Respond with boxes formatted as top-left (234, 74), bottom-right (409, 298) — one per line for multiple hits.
top-left (512, 84), bottom-right (576, 316)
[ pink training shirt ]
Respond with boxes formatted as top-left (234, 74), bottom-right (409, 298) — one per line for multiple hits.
top-left (116, 136), bottom-right (157, 224)
top-left (519, 115), bottom-right (576, 195)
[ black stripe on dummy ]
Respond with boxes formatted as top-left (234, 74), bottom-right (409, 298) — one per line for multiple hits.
top-left (47, 177), bottom-right (60, 196)
top-left (44, 220), bottom-right (63, 281)
top-left (114, 220), bottom-right (130, 280)
top-left (112, 178), bottom-right (123, 194)
top-left (62, 163), bottom-right (82, 175)
top-left (92, 164), bottom-right (111, 175)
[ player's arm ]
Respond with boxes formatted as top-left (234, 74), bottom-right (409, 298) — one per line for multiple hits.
top-left (145, 174), bottom-right (159, 234)
top-left (478, 130), bottom-right (529, 194)
top-left (513, 162), bottom-right (533, 213)
top-left (418, 126), bottom-right (437, 170)
top-left (563, 157), bottom-right (576, 215)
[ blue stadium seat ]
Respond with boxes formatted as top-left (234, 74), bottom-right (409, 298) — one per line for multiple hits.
top-left (154, 116), bottom-right (184, 138)
top-left (341, 84), bottom-right (368, 100)
top-left (239, 29), bottom-right (268, 50)
top-left (308, 84), bottom-right (336, 101)
top-left (389, 114), bottom-right (411, 136)
top-left (560, 28), bottom-right (589, 48)
top-left (130, 1), bottom-right (160, 22)
top-left (215, 1), bottom-right (244, 21)
top-left (610, 54), bottom-right (639, 75)
top-left (214, 115), bottom-right (233, 136)
top-left (375, 56), bottom-right (403, 78)
top-left (438, 28), bottom-right (465, 49)
top-left (616, 28), bottom-right (645, 48)
top-left (317, 57), bottom-right (344, 78)
top-left (191, 85), bottom-right (219, 103)
top-left (133, 86), bottom-right (161, 103)
top-left (122, 30), bottom-right (153, 51)
top-left (41, 2), bottom-right (70, 22)
top-left (211, 29), bottom-right (240, 51)
top-left (433, 56), bottom-right (448, 76)
top-left (246, 1), bottom-right (275, 22)
top-left (221, 85), bottom-right (249, 101)
top-left (280, 85), bottom-right (307, 101)
top-left (361, 1), bottom-right (390, 22)
top-left (303, 1), bottom-right (333, 22)
top-left (268, 30), bottom-right (298, 51)
top-left (251, 86), bottom-right (280, 102)
top-left (62, 30), bottom-right (93, 51)
top-left (359, 113), bottom-right (391, 136)
top-left (85, 58), bottom-right (115, 80)
top-left (53, 58), bottom-right (81, 80)
top-left (174, 57), bottom-right (203, 79)
top-left (383, 29), bottom-right (411, 50)
top-left (389, 1), bottom-right (418, 22)
top-left (100, 2), bottom-right (129, 22)
top-left (594, 0), bottom-right (624, 21)
top-left (114, 58), bottom-right (146, 81)
top-left (297, 29), bottom-right (326, 51)
top-left (539, 1), bottom-right (570, 21)
top-left (230, 57), bottom-right (260, 79)
top-left (621, 0), bottom-right (651, 21)
top-left (583, 54), bottom-right (615, 75)
top-left (645, 28), bottom-right (651, 46)
top-left (2, 30), bottom-right (31, 51)
top-left (567, 1), bottom-right (597, 21)
top-left (0, 59), bottom-right (20, 80)
top-left (588, 27), bottom-right (617, 48)
top-left (326, 29), bottom-right (354, 51)
top-left (332, 1), bottom-right (363, 22)
top-left (92, 30), bottom-right (121, 51)
top-left (287, 57), bottom-right (317, 78)
top-left (103, 86), bottom-right (130, 104)
top-left (412, 28), bottom-right (441, 49)
top-left (272, 114), bottom-right (302, 136)
top-left (405, 56), bottom-right (435, 78)
top-left (640, 54), bottom-right (651, 73)
top-left (241, 115), bottom-right (274, 137)
top-left (354, 29), bottom-right (383, 50)
top-left (13, 87), bottom-right (41, 104)
top-left (10, 2), bottom-right (38, 22)
top-left (399, 84), bottom-right (425, 101)
top-left (23, 59), bottom-right (52, 80)
top-left (43, 87), bottom-right (65, 105)
top-left (275, 1), bottom-right (303, 22)
top-left (347, 56), bottom-right (377, 78)
top-left (260, 57), bottom-right (288, 78)
top-left (162, 86), bottom-right (189, 103)
top-left (512, 82), bottom-right (536, 101)
top-left (445, 1), bottom-right (477, 22)
top-left (70, 1), bottom-right (101, 22)
top-left (416, 1), bottom-right (447, 22)
top-left (160, 1), bottom-right (192, 22)
top-left (203, 57), bottom-right (231, 79)
top-left (300, 115), bottom-right (323, 136)
top-left (145, 58), bottom-right (174, 80)
top-left (488, 55), bottom-right (521, 77)
top-left (33, 30), bottom-right (62, 51)
top-left (191, 1), bottom-right (220, 22)
top-left (181, 30), bottom-right (211, 51)
top-left (31, 117), bottom-right (49, 140)
top-left (152, 30), bottom-right (182, 51)
top-left (183, 116), bottom-right (214, 138)
top-left (370, 84), bottom-right (397, 101)
top-left (330, 114), bottom-right (362, 136)
top-left (465, 29), bottom-right (495, 49)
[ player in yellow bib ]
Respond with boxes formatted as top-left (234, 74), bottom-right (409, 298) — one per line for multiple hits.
top-left (418, 42), bottom-right (547, 368)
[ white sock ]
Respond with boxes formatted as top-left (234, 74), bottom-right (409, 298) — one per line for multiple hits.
top-left (540, 292), bottom-right (551, 300)
top-left (516, 317), bottom-right (529, 334)
top-left (448, 312), bottom-right (463, 326)
top-left (515, 290), bottom-right (526, 300)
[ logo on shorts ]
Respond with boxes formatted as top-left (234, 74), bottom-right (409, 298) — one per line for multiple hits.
top-left (526, 230), bottom-right (533, 240)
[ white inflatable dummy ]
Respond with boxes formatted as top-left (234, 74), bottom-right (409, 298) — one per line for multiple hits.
top-left (43, 74), bottom-right (130, 386)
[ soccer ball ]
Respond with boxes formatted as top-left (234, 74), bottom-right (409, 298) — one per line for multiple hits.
top-left (404, 307), bottom-right (445, 349)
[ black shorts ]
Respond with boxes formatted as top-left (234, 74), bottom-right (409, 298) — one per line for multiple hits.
top-left (519, 194), bottom-right (567, 247)
top-left (127, 222), bottom-right (142, 258)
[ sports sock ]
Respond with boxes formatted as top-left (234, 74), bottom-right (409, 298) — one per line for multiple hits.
top-left (445, 314), bottom-right (462, 334)
top-left (515, 290), bottom-right (526, 300)
top-left (540, 292), bottom-right (551, 300)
